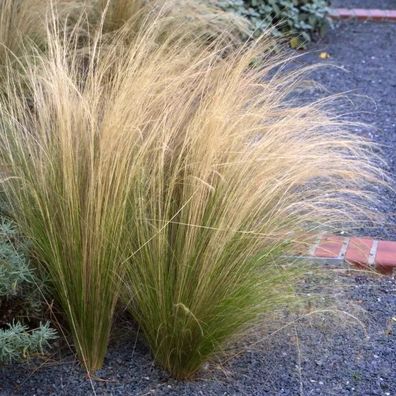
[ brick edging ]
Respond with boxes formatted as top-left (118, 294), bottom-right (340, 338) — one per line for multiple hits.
top-left (329, 8), bottom-right (396, 22)
top-left (304, 234), bottom-right (396, 275)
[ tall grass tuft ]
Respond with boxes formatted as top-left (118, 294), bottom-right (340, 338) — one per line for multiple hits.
top-left (0, 30), bottom-right (129, 373)
top-left (0, 7), bottom-right (384, 378)
top-left (0, 1), bottom-right (246, 371)
top-left (118, 42), bottom-right (384, 377)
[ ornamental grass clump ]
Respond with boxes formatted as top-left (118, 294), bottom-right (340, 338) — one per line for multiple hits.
top-left (0, 32), bottom-right (132, 372)
top-left (119, 40), bottom-right (383, 377)
top-left (0, 5), bottom-right (244, 373)
top-left (0, 7), bottom-right (383, 379)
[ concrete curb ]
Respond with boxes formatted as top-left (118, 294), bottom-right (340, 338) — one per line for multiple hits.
top-left (329, 8), bottom-right (396, 22)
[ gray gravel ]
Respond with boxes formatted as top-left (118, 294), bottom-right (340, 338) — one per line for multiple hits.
top-left (1, 273), bottom-right (395, 395)
top-left (299, 21), bottom-right (396, 240)
top-left (1, 20), bottom-right (396, 396)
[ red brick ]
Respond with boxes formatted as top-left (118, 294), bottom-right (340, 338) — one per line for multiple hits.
top-left (314, 235), bottom-right (345, 258)
top-left (387, 10), bottom-right (396, 21)
top-left (329, 8), bottom-right (396, 22)
top-left (345, 238), bottom-right (372, 268)
top-left (368, 9), bottom-right (387, 21)
top-left (375, 241), bottom-right (396, 273)
top-left (353, 9), bottom-right (370, 20)
top-left (331, 8), bottom-right (354, 20)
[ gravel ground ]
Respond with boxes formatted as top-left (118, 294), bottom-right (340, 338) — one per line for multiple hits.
top-left (1, 20), bottom-right (396, 396)
top-left (331, 0), bottom-right (396, 9)
top-left (299, 21), bottom-right (396, 240)
top-left (1, 273), bottom-right (395, 396)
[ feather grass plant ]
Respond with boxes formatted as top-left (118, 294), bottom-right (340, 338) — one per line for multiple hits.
top-left (0, 3), bottom-right (246, 372)
top-left (0, 29), bottom-right (131, 373)
top-left (0, 4), bottom-right (385, 378)
top-left (118, 41), bottom-right (384, 377)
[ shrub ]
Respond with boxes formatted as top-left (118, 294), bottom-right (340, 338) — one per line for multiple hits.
top-left (217, 0), bottom-right (331, 46)
top-left (0, 216), bottom-right (56, 364)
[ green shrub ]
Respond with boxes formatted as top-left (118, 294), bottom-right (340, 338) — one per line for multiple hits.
top-left (0, 216), bottom-right (56, 364)
top-left (217, 0), bottom-right (331, 46)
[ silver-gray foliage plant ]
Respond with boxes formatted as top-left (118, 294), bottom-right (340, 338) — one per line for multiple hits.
top-left (217, 0), bottom-right (331, 45)
top-left (0, 216), bottom-right (57, 364)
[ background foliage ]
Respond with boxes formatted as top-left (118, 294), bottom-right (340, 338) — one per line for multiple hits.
top-left (217, 0), bottom-right (331, 46)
